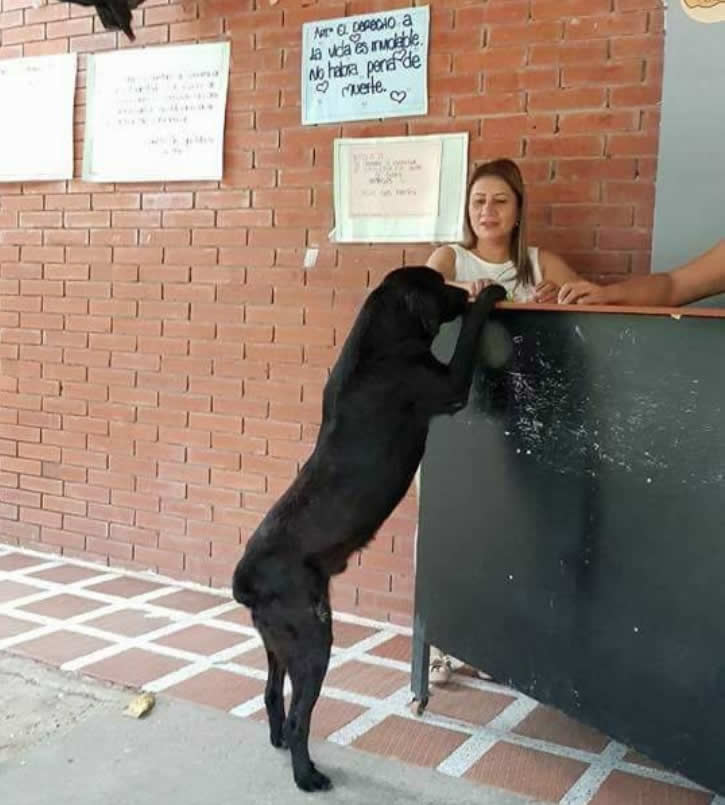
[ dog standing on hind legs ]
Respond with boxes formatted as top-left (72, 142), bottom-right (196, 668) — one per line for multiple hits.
top-left (232, 266), bottom-right (505, 792)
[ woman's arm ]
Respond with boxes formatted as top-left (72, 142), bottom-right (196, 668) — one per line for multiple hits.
top-left (426, 245), bottom-right (489, 298)
top-left (535, 249), bottom-right (582, 302)
top-left (539, 249), bottom-right (582, 285)
top-left (426, 245), bottom-right (457, 281)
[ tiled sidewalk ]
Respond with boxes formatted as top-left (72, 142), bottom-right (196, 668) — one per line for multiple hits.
top-left (0, 545), bottom-right (720, 805)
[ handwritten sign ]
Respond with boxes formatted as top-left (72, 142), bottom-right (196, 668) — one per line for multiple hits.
top-left (302, 6), bottom-right (429, 125)
top-left (0, 53), bottom-right (77, 182)
top-left (348, 139), bottom-right (441, 217)
top-left (82, 42), bottom-right (230, 183)
top-left (333, 134), bottom-right (469, 243)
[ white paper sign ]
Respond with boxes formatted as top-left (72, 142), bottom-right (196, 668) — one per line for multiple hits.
top-left (333, 134), bottom-right (469, 243)
top-left (83, 42), bottom-right (230, 183)
top-left (302, 6), bottom-right (429, 125)
top-left (348, 139), bottom-right (441, 217)
top-left (0, 53), bottom-right (77, 183)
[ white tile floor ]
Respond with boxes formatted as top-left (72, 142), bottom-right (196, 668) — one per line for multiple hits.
top-left (0, 543), bottom-right (721, 805)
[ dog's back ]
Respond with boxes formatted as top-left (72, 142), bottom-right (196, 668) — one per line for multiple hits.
top-left (234, 268), bottom-right (500, 599)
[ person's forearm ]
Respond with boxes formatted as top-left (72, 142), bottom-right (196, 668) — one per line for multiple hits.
top-left (668, 240), bottom-right (725, 305)
top-left (601, 274), bottom-right (675, 306)
top-left (559, 241), bottom-right (725, 307)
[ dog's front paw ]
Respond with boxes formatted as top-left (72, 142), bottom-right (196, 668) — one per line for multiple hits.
top-left (294, 765), bottom-right (332, 792)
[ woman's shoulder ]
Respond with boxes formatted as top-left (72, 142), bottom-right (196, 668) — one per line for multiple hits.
top-left (431, 243), bottom-right (468, 258)
top-left (427, 244), bottom-right (459, 263)
top-left (426, 244), bottom-right (458, 278)
top-left (431, 243), bottom-right (460, 255)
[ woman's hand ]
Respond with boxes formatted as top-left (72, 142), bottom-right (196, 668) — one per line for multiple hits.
top-left (533, 280), bottom-right (560, 303)
top-left (449, 279), bottom-right (494, 299)
top-left (558, 280), bottom-right (611, 305)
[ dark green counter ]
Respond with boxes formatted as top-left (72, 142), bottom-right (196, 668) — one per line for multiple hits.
top-left (412, 304), bottom-right (725, 796)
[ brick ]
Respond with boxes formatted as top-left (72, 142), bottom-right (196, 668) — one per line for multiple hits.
top-left (532, 0), bottom-right (610, 19)
top-left (563, 61), bottom-right (644, 87)
top-left (0, 487), bottom-right (40, 508)
top-left (616, 0), bottom-right (662, 9)
top-left (188, 485), bottom-right (241, 509)
top-left (528, 87), bottom-right (607, 110)
top-left (0, 519), bottom-right (40, 541)
top-left (21, 506), bottom-right (62, 528)
top-left (142, 193), bottom-right (193, 210)
top-left (489, 21), bottom-right (563, 46)
top-left (552, 205), bottom-right (634, 227)
top-left (611, 34), bottom-right (663, 59)
top-left (86, 536), bottom-right (133, 560)
top-left (133, 545), bottom-right (184, 571)
top-left (20, 442), bottom-right (61, 462)
top-left (565, 12), bottom-right (648, 39)
top-left (556, 158), bottom-right (637, 181)
top-left (248, 228), bottom-right (307, 248)
top-left (53, 205), bottom-right (97, 230)
top-left (598, 227), bottom-right (653, 250)
top-left (529, 40), bottom-right (608, 65)
top-left (558, 110), bottom-right (638, 133)
top-left (528, 136), bottom-right (604, 158)
top-left (47, 17), bottom-right (93, 38)
top-left (162, 500), bottom-right (211, 522)
top-left (218, 247), bottom-right (275, 267)
top-left (41, 527), bottom-right (86, 551)
top-left (482, 114), bottom-right (555, 138)
top-left (2, 23), bottom-right (45, 44)
top-left (606, 133), bottom-right (659, 157)
top-left (217, 209), bottom-right (272, 228)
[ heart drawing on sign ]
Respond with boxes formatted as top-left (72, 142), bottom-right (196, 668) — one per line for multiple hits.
top-left (392, 49), bottom-right (406, 61)
top-left (390, 90), bottom-right (407, 104)
top-left (350, 33), bottom-right (361, 43)
top-left (315, 80), bottom-right (329, 93)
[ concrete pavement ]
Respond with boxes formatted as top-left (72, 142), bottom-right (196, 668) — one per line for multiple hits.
top-left (1, 653), bottom-right (543, 805)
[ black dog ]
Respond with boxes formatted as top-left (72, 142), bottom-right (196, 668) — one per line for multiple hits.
top-left (232, 267), bottom-right (505, 791)
top-left (59, 0), bottom-right (144, 39)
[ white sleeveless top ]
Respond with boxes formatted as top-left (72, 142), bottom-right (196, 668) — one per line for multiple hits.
top-left (450, 244), bottom-right (543, 302)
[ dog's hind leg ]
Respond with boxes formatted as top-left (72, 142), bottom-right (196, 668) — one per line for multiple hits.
top-left (284, 613), bottom-right (333, 792)
top-left (265, 648), bottom-right (287, 749)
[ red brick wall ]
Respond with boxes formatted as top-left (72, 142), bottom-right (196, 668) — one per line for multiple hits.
top-left (0, 0), bottom-right (663, 624)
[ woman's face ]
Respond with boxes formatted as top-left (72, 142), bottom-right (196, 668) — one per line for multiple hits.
top-left (467, 175), bottom-right (520, 246)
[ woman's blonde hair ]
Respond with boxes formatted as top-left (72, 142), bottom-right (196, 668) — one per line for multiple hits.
top-left (463, 158), bottom-right (534, 288)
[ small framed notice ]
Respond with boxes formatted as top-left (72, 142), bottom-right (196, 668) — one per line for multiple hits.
top-left (0, 53), bottom-right (77, 183)
top-left (82, 42), bottom-right (230, 183)
top-left (333, 133), bottom-right (469, 243)
top-left (348, 138), bottom-right (442, 218)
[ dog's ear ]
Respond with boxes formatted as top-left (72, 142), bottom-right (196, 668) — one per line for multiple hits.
top-left (403, 288), bottom-right (439, 336)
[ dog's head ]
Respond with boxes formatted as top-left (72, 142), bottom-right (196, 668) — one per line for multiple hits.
top-left (382, 266), bottom-right (469, 338)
